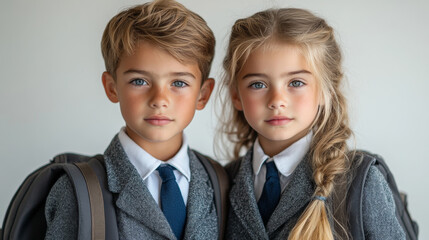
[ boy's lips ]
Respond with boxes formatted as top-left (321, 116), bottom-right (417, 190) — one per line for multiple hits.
top-left (265, 116), bottom-right (292, 126)
top-left (144, 115), bottom-right (173, 126)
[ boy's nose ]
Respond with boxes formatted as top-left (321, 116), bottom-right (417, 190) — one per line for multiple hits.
top-left (149, 87), bottom-right (169, 108)
top-left (268, 89), bottom-right (286, 109)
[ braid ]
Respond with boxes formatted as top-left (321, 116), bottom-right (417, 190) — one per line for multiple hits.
top-left (289, 75), bottom-right (352, 240)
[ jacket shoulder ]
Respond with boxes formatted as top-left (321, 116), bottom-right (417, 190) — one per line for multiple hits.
top-left (45, 175), bottom-right (78, 239)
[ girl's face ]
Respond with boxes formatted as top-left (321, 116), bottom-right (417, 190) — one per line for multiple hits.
top-left (232, 43), bottom-right (320, 156)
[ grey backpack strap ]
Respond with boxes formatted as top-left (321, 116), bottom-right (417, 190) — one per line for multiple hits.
top-left (69, 155), bottom-right (118, 240)
top-left (193, 151), bottom-right (229, 240)
top-left (87, 156), bottom-right (119, 240)
top-left (224, 157), bottom-right (243, 182)
top-left (74, 162), bottom-right (105, 240)
top-left (62, 163), bottom-right (95, 240)
top-left (208, 157), bottom-right (229, 240)
top-left (347, 153), bottom-right (375, 240)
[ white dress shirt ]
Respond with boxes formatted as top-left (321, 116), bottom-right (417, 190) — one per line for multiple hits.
top-left (253, 131), bottom-right (313, 201)
top-left (118, 127), bottom-right (191, 206)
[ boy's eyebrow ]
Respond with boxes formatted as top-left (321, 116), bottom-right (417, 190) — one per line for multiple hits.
top-left (241, 70), bottom-right (312, 80)
top-left (170, 72), bottom-right (197, 79)
top-left (123, 69), bottom-right (196, 79)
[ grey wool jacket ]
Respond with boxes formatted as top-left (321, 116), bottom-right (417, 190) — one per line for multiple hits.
top-left (44, 135), bottom-right (218, 240)
top-left (224, 148), bottom-right (405, 240)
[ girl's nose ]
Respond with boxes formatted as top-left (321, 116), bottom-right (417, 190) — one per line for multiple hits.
top-left (268, 89), bottom-right (286, 109)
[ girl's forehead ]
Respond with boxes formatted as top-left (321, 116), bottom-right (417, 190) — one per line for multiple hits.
top-left (244, 43), bottom-right (308, 70)
top-left (258, 39), bottom-right (300, 52)
top-left (246, 41), bottom-right (307, 66)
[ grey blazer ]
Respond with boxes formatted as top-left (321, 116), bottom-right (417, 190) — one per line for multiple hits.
top-left (225, 149), bottom-right (405, 240)
top-left (44, 135), bottom-right (217, 240)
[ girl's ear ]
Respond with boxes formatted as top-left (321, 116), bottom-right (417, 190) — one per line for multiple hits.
top-left (231, 88), bottom-right (243, 111)
top-left (196, 78), bottom-right (215, 110)
top-left (102, 71), bottom-right (119, 103)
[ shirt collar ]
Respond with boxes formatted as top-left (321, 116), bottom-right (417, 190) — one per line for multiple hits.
top-left (118, 127), bottom-right (191, 182)
top-left (252, 131), bottom-right (313, 177)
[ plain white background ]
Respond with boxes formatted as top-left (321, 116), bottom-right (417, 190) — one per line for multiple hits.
top-left (1, 0), bottom-right (428, 238)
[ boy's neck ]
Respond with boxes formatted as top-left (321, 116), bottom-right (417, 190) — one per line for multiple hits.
top-left (125, 128), bottom-right (183, 161)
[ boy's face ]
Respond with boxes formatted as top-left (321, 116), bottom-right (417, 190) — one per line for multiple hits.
top-left (102, 42), bottom-right (214, 160)
top-left (232, 43), bottom-right (320, 157)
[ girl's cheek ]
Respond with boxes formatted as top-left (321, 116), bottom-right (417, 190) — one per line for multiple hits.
top-left (243, 90), bottom-right (263, 103)
top-left (242, 95), bottom-right (263, 113)
top-left (296, 96), bottom-right (318, 115)
top-left (244, 96), bottom-right (259, 105)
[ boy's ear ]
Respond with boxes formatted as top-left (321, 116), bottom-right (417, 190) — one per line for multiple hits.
top-left (231, 88), bottom-right (243, 111)
top-left (102, 71), bottom-right (119, 103)
top-left (196, 78), bottom-right (215, 110)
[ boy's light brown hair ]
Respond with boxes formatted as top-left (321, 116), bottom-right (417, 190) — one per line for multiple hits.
top-left (101, 0), bottom-right (215, 82)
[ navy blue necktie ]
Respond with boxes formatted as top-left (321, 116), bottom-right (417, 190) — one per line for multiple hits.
top-left (257, 160), bottom-right (281, 225)
top-left (157, 164), bottom-right (186, 239)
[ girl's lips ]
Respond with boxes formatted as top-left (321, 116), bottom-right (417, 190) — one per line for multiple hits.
top-left (144, 116), bottom-right (173, 126)
top-left (265, 117), bottom-right (292, 126)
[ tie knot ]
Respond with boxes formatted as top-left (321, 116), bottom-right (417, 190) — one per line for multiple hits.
top-left (265, 161), bottom-right (278, 180)
top-left (157, 164), bottom-right (176, 182)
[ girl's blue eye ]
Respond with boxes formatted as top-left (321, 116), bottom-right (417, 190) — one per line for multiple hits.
top-left (131, 79), bottom-right (148, 86)
top-left (249, 82), bottom-right (266, 89)
top-left (289, 80), bottom-right (304, 88)
top-left (172, 81), bottom-right (188, 88)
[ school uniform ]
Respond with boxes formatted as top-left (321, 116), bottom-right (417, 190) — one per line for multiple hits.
top-left (44, 130), bottom-right (217, 240)
top-left (225, 134), bottom-right (405, 240)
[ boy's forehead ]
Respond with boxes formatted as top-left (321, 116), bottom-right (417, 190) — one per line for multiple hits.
top-left (116, 41), bottom-right (202, 80)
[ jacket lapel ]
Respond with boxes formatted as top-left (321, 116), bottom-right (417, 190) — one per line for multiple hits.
top-left (229, 149), bottom-right (268, 240)
top-left (103, 135), bottom-right (175, 239)
top-left (182, 149), bottom-right (215, 239)
top-left (266, 154), bottom-right (315, 235)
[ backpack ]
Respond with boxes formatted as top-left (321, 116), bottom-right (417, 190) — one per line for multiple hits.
top-left (1, 151), bottom-right (229, 240)
top-left (1, 154), bottom-right (112, 240)
top-left (224, 150), bottom-right (418, 240)
top-left (347, 151), bottom-right (418, 240)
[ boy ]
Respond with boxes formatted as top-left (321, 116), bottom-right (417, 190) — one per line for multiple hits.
top-left (44, 0), bottom-right (217, 239)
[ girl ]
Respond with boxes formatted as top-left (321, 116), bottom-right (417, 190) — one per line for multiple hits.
top-left (219, 8), bottom-right (405, 240)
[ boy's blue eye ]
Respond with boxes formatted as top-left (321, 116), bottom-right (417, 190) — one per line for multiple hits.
top-left (249, 82), bottom-right (266, 89)
top-left (289, 80), bottom-right (304, 88)
top-left (172, 81), bottom-right (188, 88)
top-left (131, 78), bottom-right (148, 86)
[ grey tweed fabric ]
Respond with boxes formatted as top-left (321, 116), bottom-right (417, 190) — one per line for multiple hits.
top-left (225, 148), bottom-right (405, 240)
top-left (45, 135), bottom-right (217, 240)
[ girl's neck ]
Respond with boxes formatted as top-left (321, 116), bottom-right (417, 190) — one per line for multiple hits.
top-left (258, 128), bottom-right (310, 157)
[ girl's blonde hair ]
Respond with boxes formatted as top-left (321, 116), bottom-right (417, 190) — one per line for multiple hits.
top-left (219, 8), bottom-right (352, 240)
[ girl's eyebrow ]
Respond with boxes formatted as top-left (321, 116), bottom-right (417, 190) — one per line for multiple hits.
top-left (242, 70), bottom-right (312, 80)
top-left (281, 70), bottom-right (312, 77)
top-left (241, 73), bottom-right (268, 80)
